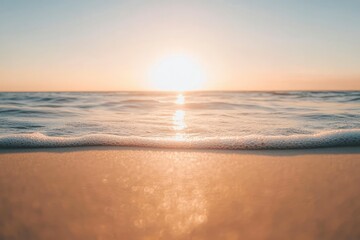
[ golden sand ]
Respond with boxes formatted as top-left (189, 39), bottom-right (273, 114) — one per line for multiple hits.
top-left (0, 147), bottom-right (359, 240)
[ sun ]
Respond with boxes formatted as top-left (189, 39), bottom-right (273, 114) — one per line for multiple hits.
top-left (148, 54), bottom-right (206, 91)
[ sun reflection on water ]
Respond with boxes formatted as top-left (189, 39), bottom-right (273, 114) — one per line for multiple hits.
top-left (173, 94), bottom-right (187, 141)
top-left (175, 93), bottom-right (185, 105)
top-left (173, 110), bottom-right (186, 131)
top-left (174, 132), bottom-right (186, 141)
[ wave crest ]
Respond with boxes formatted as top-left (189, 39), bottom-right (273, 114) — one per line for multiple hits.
top-left (1, 129), bottom-right (360, 150)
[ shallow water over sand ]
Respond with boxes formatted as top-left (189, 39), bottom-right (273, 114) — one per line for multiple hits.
top-left (1, 91), bottom-right (360, 149)
top-left (1, 91), bottom-right (359, 138)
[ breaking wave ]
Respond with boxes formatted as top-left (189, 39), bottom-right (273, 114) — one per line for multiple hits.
top-left (1, 129), bottom-right (360, 150)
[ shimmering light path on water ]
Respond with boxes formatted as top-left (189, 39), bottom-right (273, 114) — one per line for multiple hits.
top-left (1, 91), bottom-right (359, 138)
top-left (1, 91), bottom-right (360, 149)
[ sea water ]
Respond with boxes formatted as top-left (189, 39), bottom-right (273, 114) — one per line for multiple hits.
top-left (0, 91), bottom-right (359, 149)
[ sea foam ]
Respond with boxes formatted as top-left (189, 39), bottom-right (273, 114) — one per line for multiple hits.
top-left (1, 129), bottom-right (360, 150)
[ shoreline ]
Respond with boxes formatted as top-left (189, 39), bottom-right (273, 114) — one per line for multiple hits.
top-left (1, 145), bottom-right (360, 155)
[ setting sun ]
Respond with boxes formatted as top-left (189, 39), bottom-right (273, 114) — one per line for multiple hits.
top-left (148, 54), bottom-right (206, 91)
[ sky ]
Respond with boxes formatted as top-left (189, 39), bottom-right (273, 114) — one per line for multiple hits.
top-left (0, 0), bottom-right (359, 91)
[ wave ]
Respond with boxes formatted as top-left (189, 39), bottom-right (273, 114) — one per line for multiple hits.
top-left (0, 129), bottom-right (360, 150)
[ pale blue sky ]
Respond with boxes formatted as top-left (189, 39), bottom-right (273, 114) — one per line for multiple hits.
top-left (1, 0), bottom-right (359, 91)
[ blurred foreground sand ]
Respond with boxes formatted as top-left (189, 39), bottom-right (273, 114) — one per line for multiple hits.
top-left (0, 147), bottom-right (359, 240)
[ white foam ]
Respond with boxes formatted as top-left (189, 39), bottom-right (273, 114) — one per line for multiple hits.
top-left (1, 129), bottom-right (360, 150)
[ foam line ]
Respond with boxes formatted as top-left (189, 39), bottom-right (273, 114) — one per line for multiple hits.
top-left (1, 129), bottom-right (360, 150)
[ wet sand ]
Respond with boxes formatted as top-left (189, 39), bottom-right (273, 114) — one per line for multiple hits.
top-left (0, 147), bottom-right (360, 240)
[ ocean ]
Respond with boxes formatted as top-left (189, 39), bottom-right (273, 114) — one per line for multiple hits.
top-left (0, 91), bottom-right (359, 149)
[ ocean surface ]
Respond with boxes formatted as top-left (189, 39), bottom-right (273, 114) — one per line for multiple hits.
top-left (0, 91), bottom-right (359, 149)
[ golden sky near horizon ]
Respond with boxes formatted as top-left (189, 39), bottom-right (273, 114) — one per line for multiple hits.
top-left (1, 1), bottom-right (359, 91)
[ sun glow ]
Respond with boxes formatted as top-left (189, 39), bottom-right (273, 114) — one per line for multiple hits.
top-left (148, 54), bottom-right (206, 91)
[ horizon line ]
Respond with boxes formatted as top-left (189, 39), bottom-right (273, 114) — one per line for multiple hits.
top-left (1, 89), bottom-right (359, 93)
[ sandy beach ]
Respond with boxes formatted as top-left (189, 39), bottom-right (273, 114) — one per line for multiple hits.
top-left (0, 147), bottom-right (359, 240)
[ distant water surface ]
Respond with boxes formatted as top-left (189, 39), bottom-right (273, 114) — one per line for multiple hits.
top-left (0, 91), bottom-right (359, 149)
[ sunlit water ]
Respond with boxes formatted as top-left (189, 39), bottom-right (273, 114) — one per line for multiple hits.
top-left (0, 91), bottom-right (360, 149)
